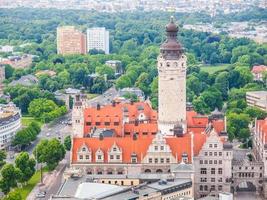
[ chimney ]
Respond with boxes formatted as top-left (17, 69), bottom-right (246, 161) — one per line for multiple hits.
top-left (112, 100), bottom-right (116, 107)
top-left (97, 103), bottom-right (101, 110)
top-left (130, 99), bottom-right (134, 105)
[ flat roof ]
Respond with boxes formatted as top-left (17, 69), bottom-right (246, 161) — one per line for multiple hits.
top-left (147, 178), bottom-right (192, 191)
top-left (75, 182), bottom-right (125, 199)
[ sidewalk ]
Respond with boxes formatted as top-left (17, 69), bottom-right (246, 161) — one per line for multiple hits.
top-left (27, 162), bottom-right (66, 200)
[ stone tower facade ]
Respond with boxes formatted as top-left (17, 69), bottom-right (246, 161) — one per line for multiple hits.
top-left (158, 17), bottom-right (187, 136)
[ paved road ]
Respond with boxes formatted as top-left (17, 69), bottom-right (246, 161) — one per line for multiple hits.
top-left (87, 87), bottom-right (118, 107)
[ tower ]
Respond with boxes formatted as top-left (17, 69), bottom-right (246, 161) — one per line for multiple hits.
top-left (158, 17), bottom-right (187, 136)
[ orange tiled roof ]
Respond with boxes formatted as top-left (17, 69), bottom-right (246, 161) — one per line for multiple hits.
top-left (187, 111), bottom-right (208, 128)
top-left (72, 137), bottom-right (153, 163)
top-left (252, 65), bottom-right (267, 74)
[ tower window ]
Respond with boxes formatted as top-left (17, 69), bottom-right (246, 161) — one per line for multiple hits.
top-left (167, 62), bottom-right (170, 67)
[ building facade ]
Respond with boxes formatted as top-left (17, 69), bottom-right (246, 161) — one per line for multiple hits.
top-left (87, 27), bottom-right (109, 54)
top-left (246, 91), bottom-right (267, 112)
top-left (0, 102), bottom-right (21, 150)
top-left (157, 17), bottom-right (187, 136)
top-left (57, 26), bottom-right (87, 55)
top-left (0, 65), bottom-right (5, 94)
top-left (69, 18), bottom-right (233, 199)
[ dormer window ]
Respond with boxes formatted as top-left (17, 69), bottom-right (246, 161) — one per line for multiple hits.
top-left (113, 147), bottom-right (117, 151)
top-left (82, 147), bottom-right (86, 152)
top-left (95, 148), bottom-right (104, 163)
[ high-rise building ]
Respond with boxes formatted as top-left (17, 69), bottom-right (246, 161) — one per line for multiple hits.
top-left (157, 17), bottom-right (187, 136)
top-left (57, 26), bottom-right (87, 55)
top-left (87, 27), bottom-right (109, 54)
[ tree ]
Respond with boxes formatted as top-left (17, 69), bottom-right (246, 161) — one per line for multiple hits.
top-left (115, 75), bottom-right (132, 89)
top-left (64, 135), bottom-right (71, 151)
top-left (244, 107), bottom-right (267, 120)
top-left (0, 150), bottom-right (7, 168)
top-left (214, 72), bottom-right (229, 100)
top-left (95, 65), bottom-right (114, 80)
top-left (123, 92), bottom-right (138, 102)
top-left (15, 152), bottom-right (35, 184)
top-left (3, 190), bottom-right (22, 200)
top-left (34, 139), bottom-right (65, 170)
top-left (227, 112), bottom-right (250, 141)
top-left (4, 65), bottom-right (14, 79)
top-left (0, 164), bottom-right (21, 194)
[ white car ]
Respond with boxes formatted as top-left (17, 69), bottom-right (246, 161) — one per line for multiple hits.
top-left (36, 191), bottom-right (46, 198)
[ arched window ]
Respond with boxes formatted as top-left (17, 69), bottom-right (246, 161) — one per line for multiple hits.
top-left (156, 169), bottom-right (163, 173)
top-left (144, 169), bottom-right (151, 173)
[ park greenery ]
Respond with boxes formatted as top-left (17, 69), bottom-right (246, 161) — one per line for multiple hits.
top-left (0, 8), bottom-right (266, 144)
top-left (12, 121), bottom-right (41, 150)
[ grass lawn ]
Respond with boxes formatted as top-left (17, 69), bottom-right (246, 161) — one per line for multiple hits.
top-left (14, 170), bottom-right (44, 200)
top-left (21, 117), bottom-right (43, 127)
top-left (200, 64), bottom-right (230, 74)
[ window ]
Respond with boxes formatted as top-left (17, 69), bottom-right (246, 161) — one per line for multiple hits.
top-left (214, 152), bottom-right (217, 156)
top-left (86, 122), bottom-right (91, 126)
top-left (219, 152), bottom-right (222, 156)
top-left (200, 160), bottom-right (203, 164)
top-left (204, 185), bottom-right (208, 191)
top-left (209, 144), bottom-right (212, 148)
top-left (218, 168), bottom-right (223, 174)
top-left (160, 146), bottom-right (164, 151)
top-left (116, 155), bottom-right (120, 160)
top-left (155, 158), bottom-right (158, 163)
top-left (86, 155), bottom-right (89, 160)
top-left (209, 152), bottom-right (212, 156)
top-left (160, 158), bottom-right (164, 163)
top-left (79, 155), bottom-right (83, 160)
top-left (211, 178), bottom-right (215, 182)
top-left (96, 122), bottom-right (101, 126)
top-left (132, 158), bottom-right (137, 163)
top-left (218, 178), bottom-right (222, 182)
top-left (154, 146), bottom-right (158, 151)
top-left (219, 160), bottom-right (222, 164)
top-left (114, 122), bottom-right (119, 126)
top-left (82, 147), bottom-right (86, 152)
top-left (200, 178), bottom-right (207, 182)
top-left (110, 155), bottom-right (114, 160)
top-left (211, 168), bottom-right (215, 174)
top-left (166, 158), bottom-right (170, 163)
top-left (104, 122), bottom-right (110, 126)
top-left (113, 147), bottom-right (117, 151)
top-left (204, 152), bottom-right (208, 156)
top-left (200, 168), bottom-right (207, 174)
top-left (218, 185), bottom-right (223, 191)
top-left (98, 155), bottom-right (102, 160)
top-left (214, 144), bottom-right (218, 148)
top-left (200, 185), bottom-right (203, 191)
top-left (214, 160), bottom-right (217, 164)
top-left (149, 158), bottom-right (152, 163)
top-left (204, 160), bottom-right (208, 164)
top-left (211, 185), bottom-right (215, 191)
top-left (209, 160), bottom-right (212, 164)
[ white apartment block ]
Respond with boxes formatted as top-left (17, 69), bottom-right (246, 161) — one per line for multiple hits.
top-left (87, 27), bottom-right (109, 54)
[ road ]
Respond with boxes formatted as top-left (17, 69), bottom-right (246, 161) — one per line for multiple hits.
top-left (234, 192), bottom-right (263, 200)
top-left (87, 87), bottom-right (118, 107)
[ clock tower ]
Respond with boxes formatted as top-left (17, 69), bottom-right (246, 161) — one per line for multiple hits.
top-left (158, 17), bottom-right (187, 136)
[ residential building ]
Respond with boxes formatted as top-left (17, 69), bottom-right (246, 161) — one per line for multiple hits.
top-left (251, 65), bottom-right (267, 81)
top-left (9, 74), bottom-right (38, 87)
top-left (118, 87), bottom-right (145, 101)
top-left (0, 54), bottom-right (33, 69)
top-left (57, 26), bottom-right (87, 55)
top-left (87, 27), bottom-right (109, 54)
top-left (0, 102), bottom-right (21, 150)
top-left (246, 91), bottom-right (267, 111)
top-left (105, 60), bottom-right (123, 74)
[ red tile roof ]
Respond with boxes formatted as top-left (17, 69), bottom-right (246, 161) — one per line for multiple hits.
top-left (252, 65), bottom-right (267, 74)
top-left (256, 118), bottom-right (267, 144)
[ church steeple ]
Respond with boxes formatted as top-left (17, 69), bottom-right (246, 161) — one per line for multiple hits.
top-left (160, 16), bottom-right (183, 59)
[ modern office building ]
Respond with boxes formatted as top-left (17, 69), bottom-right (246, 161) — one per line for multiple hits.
top-left (87, 27), bottom-right (109, 54)
top-left (0, 102), bottom-right (21, 150)
top-left (57, 26), bottom-right (87, 55)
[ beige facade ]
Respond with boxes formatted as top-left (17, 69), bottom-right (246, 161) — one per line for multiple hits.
top-left (194, 130), bottom-right (233, 199)
top-left (246, 91), bottom-right (267, 111)
top-left (57, 26), bottom-right (87, 55)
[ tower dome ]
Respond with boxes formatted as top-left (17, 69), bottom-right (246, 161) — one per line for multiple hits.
top-left (160, 16), bottom-right (183, 57)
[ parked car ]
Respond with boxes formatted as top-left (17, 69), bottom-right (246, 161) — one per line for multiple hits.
top-left (36, 191), bottom-right (46, 198)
